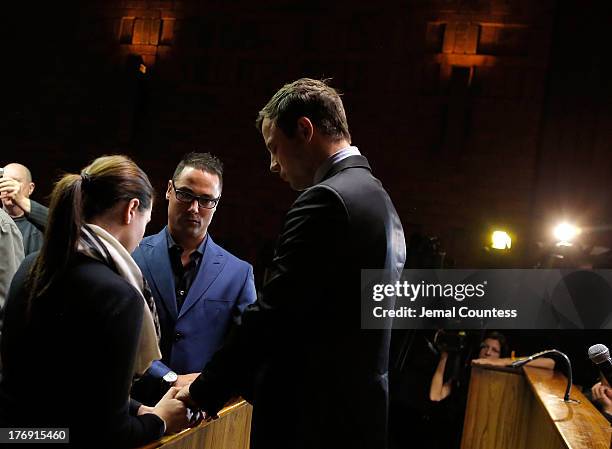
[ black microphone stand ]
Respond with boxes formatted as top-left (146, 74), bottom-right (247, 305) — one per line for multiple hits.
top-left (510, 349), bottom-right (574, 402)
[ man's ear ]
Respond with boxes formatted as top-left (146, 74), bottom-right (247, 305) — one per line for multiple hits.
top-left (125, 198), bottom-right (140, 225)
top-left (166, 180), bottom-right (173, 200)
top-left (28, 182), bottom-right (35, 196)
top-left (296, 117), bottom-right (314, 142)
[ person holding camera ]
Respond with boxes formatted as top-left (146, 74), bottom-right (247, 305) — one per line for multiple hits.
top-left (0, 163), bottom-right (48, 256)
top-left (429, 331), bottom-right (506, 402)
top-left (427, 331), bottom-right (555, 448)
top-left (424, 331), bottom-right (507, 449)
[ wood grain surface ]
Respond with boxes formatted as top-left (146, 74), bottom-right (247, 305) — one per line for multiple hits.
top-left (136, 399), bottom-right (252, 449)
top-left (461, 364), bottom-right (612, 449)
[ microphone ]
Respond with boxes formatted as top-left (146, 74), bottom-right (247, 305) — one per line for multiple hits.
top-left (588, 344), bottom-right (612, 386)
top-left (511, 349), bottom-right (573, 401)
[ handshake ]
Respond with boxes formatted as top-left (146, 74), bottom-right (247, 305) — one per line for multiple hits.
top-left (137, 373), bottom-right (209, 435)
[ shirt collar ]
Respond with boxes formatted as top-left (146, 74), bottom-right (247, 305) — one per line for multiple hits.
top-left (313, 146), bottom-right (361, 185)
top-left (166, 227), bottom-right (208, 258)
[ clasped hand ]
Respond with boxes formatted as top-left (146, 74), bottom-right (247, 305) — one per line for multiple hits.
top-left (140, 377), bottom-right (206, 435)
top-left (176, 381), bottom-right (219, 422)
top-left (0, 176), bottom-right (29, 213)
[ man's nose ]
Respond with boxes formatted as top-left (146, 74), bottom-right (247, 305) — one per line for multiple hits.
top-left (187, 199), bottom-right (200, 213)
top-left (270, 156), bottom-right (279, 173)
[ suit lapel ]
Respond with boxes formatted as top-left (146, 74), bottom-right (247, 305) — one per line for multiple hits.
top-left (148, 228), bottom-right (178, 320)
top-left (178, 236), bottom-right (225, 319)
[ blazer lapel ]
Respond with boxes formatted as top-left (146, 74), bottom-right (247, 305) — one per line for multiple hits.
top-left (148, 229), bottom-right (178, 320)
top-left (178, 236), bottom-right (225, 319)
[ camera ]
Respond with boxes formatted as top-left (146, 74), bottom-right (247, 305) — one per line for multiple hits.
top-left (434, 330), bottom-right (468, 353)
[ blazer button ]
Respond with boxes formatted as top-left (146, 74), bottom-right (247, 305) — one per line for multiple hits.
top-left (174, 332), bottom-right (183, 342)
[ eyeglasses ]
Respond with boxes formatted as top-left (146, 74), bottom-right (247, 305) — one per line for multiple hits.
top-left (171, 181), bottom-right (220, 209)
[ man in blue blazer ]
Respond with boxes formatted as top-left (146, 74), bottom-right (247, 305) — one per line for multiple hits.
top-left (132, 152), bottom-right (256, 402)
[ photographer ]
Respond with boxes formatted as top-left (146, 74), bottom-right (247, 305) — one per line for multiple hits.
top-left (428, 331), bottom-right (555, 448)
top-left (0, 163), bottom-right (48, 256)
top-left (425, 331), bottom-right (507, 449)
top-left (429, 331), bottom-right (555, 403)
top-left (429, 331), bottom-right (507, 402)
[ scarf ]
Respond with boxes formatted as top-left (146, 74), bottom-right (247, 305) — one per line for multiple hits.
top-left (77, 224), bottom-right (161, 376)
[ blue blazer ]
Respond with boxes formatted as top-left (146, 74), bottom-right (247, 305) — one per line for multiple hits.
top-left (132, 228), bottom-right (256, 376)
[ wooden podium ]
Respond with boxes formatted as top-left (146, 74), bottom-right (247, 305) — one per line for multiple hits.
top-left (461, 364), bottom-right (612, 449)
top-left (137, 399), bottom-right (252, 449)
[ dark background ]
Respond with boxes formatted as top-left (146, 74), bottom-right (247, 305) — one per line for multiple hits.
top-left (3, 0), bottom-right (611, 271)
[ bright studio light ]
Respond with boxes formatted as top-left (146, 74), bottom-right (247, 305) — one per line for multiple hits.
top-left (491, 230), bottom-right (512, 250)
top-left (553, 222), bottom-right (580, 243)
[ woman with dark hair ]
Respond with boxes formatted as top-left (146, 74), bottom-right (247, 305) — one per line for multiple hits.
top-left (429, 332), bottom-right (507, 404)
top-left (0, 155), bottom-right (189, 447)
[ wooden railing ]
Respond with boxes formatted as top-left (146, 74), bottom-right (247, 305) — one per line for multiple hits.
top-left (137, 399), bottom-right (252, 449)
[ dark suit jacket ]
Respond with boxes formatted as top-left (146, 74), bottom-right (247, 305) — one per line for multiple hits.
top-left (0, 253), bottom-right (164, 448)
top-left (132, 230), bottom-right (255, 392)
top-left (11, 199), bottom-right (47, 256)
top-left (190, 155), bottom-right (406, 449)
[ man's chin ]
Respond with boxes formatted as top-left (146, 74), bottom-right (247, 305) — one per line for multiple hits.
top-left (182, 224), bottom-right (206, 237)
top-left (184, 224), bottom-right (203, 234)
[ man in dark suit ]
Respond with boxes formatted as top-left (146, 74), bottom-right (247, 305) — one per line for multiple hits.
top-left (132, 153), bottom-right (256, 402)
top-left (178, 79), bottom-right (406, 449)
